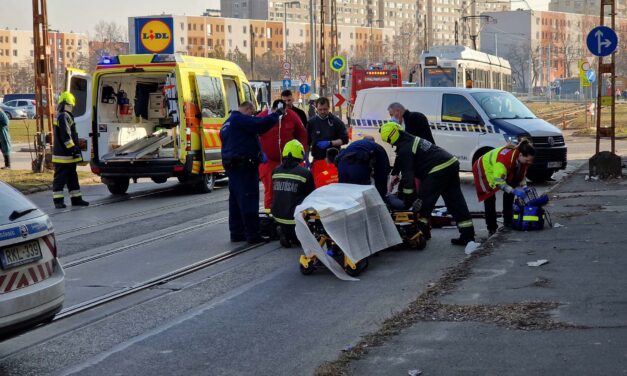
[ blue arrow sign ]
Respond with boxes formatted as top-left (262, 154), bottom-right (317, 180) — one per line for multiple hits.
top-left (330, 56), bottom-right (347, 72)
top-left (299, 83), bottom-right (310, 94)
top-left (282, 79), bottom-right (292, 88)
top-left (586, 70), bottom-right (596, 83)
top-left (586, 26), bottom-right (618, 57)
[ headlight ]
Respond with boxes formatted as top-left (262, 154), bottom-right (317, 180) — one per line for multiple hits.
top-left (503, 134), bottom-right (519, 144)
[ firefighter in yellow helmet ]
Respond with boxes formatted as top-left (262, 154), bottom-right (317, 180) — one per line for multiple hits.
top-left (271, 139), bottom-right (315, 248)
top-left (52, 91), bottom-right (88, 208)
top-left (380, 121), bottom-right (475, 246)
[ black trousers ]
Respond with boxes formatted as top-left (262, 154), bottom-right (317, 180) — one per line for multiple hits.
top-left (225, 165), bottom-right (261, 241)
top-left (52, 163), bottom-right (80, 201)
top-left (418, 162), bottom-right (474, 237)
top-left (484, 191), bottom-right (514, 233)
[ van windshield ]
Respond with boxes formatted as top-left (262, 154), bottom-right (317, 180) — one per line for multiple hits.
top-left (471, 92), bottom-right (536, 120)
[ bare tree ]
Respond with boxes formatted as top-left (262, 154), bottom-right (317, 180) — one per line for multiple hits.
top-left (93, 20), bottom-right (127, 44)
top-left (6, 60), bottom-right (35, 93)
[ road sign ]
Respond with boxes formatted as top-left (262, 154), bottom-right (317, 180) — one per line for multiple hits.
top-left (282, 79), bottom-right (292, 88)
top-left (330, 56), bottom-right (347, 73)
top-left (579, 59), bottom-right (590, 87)
top-left (299, 83), bottom-right (310, 95)
top-left (586, 26), bottom-right (618, 57)
top-left (601, 96), bottom-right (613, 106)
top-left (586, 70), bottom-right (596, 83)
top-left (282, 61), bottom-right (291, 70)
top-left (299, 74), bottom-right (307, 82)
top-left (334, 93), bottom-right (346, 107)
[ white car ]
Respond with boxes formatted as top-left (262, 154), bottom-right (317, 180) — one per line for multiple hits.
top-left (2, 99), bottom-right (36, 119)
top-left (0, 182), bottom-right (65, 339)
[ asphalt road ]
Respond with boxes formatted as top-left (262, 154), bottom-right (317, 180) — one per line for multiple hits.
top-left (0, 132), bottom-right (624, 375)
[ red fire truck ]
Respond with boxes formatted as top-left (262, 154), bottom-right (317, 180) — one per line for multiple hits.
top-left (349, 62), bottom-right (402, 105)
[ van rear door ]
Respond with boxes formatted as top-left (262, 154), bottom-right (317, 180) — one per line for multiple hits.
top-left (65, 69), bottom-right (92, 162)
top-left (192, 74), bottom-right (228, 173)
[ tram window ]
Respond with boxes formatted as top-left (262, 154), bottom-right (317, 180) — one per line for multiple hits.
top-left (441, 94), bottom-right (480, 123)
top-left (423, 67), bottom-right (456, 87)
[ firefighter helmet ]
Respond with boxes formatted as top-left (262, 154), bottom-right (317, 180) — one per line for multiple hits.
top-left (282, 139), bottom-right (305, 160)
top-left (380, 121), bottom-right (402, 145)
top-left (58, 91), bottom-right (76, 106)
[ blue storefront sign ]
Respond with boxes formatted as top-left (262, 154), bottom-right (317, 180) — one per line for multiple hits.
top-left (134, 17), bottom-right (174, 54)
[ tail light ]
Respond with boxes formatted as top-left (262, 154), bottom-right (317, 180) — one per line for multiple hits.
top-left (173, 165), bottom-right (184, 172)
top-left (348, 126), bottom-right (353, 141)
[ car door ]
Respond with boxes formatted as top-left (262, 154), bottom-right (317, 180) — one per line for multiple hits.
top-left (439, 93), bottom-right (481, 171)
top-left (65, 68), bottom-right (93, 162)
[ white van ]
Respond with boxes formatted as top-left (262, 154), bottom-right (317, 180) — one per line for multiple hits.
top-left (349, 87), bottom-right (567, 181)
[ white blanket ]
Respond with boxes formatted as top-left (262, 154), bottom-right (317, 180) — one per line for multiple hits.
top-left (294, 183), bottom-right (402, 280)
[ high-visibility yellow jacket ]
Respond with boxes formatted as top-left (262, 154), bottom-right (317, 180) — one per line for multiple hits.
top-left (472, 146), bottom-right (527, 202)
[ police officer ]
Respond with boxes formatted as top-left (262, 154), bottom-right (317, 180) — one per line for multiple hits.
top-left (220, 101), bottom-right (283, 244)
top-left (380, 122), bottom-right (475, 246)
top-left (52, 92), bottom-right (88, 209)
top-left (271, 140), bottom-right (315, 248)
top-left (336, 136), bottom-right (390, 201)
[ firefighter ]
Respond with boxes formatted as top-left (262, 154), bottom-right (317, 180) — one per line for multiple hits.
top-left (306, 97), bottom-right (348, 175)
top-left (220, 101), bottom-right (283, 244)
top-left (473, 139), bottom-right (535, 235)
top-left (380, 122), bottom-right (475, 246)
top-left (336, 136), bottom-right (390, 201)
top-left (52, 92), bottom-right (88, 209)
top-left (258, 99), bottom-right (307, 210)
top-left (271, 140), bottom-right (315, 248)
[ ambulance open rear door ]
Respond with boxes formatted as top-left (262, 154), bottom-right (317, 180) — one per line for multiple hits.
top-left (65, 68), bottom-right (92, 163)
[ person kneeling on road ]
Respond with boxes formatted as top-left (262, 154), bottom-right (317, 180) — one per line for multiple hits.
top-left (473, 138), bottom-right (535, 235)
top-left (271, 140), bottom-right (315, 248)
top-left (380, 122), bottom-right (475, 246)
top-left (336, 136), bottom-right (390, 201)
top-left (52, 91), bottom-right (89, 208)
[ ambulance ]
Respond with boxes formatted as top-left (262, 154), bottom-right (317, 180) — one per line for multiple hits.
top-left (66, 54), bottom-right (256, 194)
top-left (349, 87), bottom-right (567, 182)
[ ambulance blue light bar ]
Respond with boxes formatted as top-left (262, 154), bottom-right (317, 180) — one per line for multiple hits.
top-left (151, 54), bottom-right (183, 63)
top-left (98, 56), bottom-right (120, 65)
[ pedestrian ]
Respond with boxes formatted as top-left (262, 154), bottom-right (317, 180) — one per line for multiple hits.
top-left (336, 136), bottom-right (390, 201)
top-left (473, 139), bottom-right (535, 235)
top-left (271, 139), bottom-right (315, 248)
top-left (281, 89), bottom-right (308, 128)
top-left (307, 93), bottom-right (319, 119)
top-left (258, 99), bottom-right (308, 210)
top-left (313, 147), bottom-right (339, 188)
top-left (306, 96), bottom-right (348, 177)
top-left (0, 108), bottom-right (11, 169)
top-left (387, 102), bottom-right (434, 143)
top-left (52, 91), bottom-right (89, 208)
top-left (220, 101), bottom-right (283, 244)
top-left (380, 121), bottom-right (475, 246)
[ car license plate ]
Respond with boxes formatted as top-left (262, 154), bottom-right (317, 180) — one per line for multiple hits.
top-left (547, 161), bottom-right (562, 168)
top-left (0, 241), bottom-right (42, 269)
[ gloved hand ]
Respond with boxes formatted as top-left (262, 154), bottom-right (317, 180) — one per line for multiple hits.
top-left (522, 186), bottom-right (531, 192)
top-left (512, 188), bottom-right (526, 198)
top-left (260, 152), bottom-right (268, 164)
top-left (275, 106), bottom-right (285, 117)
top-left (316, 140), bottom-right (331, 149)
top-left (73, 146), bottom-right (82, 155)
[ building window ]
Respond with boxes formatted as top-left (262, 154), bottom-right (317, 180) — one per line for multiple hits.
top-left (181, 37), bottom-right (184, 44)
top-left (13, 37), bottom-right (17, 43)
top-left (13, 50), bottom-right (17, 56)
top-left (243, 40), bottom-right (247, 47)
top-left (188, 24), bottom-right (192, 31)
top-left (228, 25), bottom-right (232, 33)
top-left (243, 26), bottom-right (247, 33)
top-left (181, 22), bottom-right (184, 30)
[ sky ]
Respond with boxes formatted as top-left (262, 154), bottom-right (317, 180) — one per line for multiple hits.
top-left (0, 0), bottom-right (549, 36)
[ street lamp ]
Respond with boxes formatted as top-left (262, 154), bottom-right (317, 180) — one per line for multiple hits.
top-left (282, 1), bottom-right (300, 62)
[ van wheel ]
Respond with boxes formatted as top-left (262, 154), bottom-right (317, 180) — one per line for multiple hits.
top-left (106, 178), bottom-right (130, 195)
top-left (197, 173), bottom-right (216, 193)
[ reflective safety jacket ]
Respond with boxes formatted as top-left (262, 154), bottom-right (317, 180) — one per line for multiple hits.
top-left (472, 146), bottom-right (528, 202)
top-left (271, 158), bottom-right (315, 225)
top-left (53, 109), bottom-right (82, 164)
top-left (394, 131), bottom-right (457, 198)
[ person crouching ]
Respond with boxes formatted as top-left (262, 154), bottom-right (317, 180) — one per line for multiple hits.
top-left (271, 140), bottom-right (315, 248)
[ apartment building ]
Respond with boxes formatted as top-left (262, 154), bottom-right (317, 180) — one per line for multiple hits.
top-left (480, 10), bottom-right (627, 88)
top-left (548, 0), bottom-right (626, 15)
top-left (0, 29), bottom-right (88, 94)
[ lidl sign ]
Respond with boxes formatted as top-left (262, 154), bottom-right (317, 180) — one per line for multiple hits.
top-left (135, 18), bottom-right (174, 54)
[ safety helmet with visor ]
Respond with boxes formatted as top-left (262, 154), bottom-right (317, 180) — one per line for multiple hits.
top-left (282, 139), bottom-right (305, 160)
top-left (380, 121), bottom-right (402, 145)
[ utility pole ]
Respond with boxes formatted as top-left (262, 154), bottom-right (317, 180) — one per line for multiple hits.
top-left (32, 0), bottom-right (54, 172)
top-left (250, 27), bottom-right (255, 80)
top-left (319, 0), bottom-right (326, 97)
top-left (547, 44), bottom-right (552, 102)
top-left (310, 0), bottom-right (317, 93)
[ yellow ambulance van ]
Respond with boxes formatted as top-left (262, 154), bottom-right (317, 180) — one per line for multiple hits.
top-left (66, 54), bottom-right (256, 194)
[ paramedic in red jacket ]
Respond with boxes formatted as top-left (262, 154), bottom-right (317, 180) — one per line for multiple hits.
top-left (258, 99), bottom-right (308, 210)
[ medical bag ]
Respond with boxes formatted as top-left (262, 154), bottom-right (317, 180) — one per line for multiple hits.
top-left (512, 187), bottom-right (551, 231)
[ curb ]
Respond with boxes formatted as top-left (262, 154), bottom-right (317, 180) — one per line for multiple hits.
top-left (24, 177), bottom-right (101, 195)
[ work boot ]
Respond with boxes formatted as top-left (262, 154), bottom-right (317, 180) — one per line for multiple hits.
top-left (71, 197), bottom-right (90, 207)
top-left (451, 227), bottom-right (475, 246)
top-left (278, 226), bottom-right (292, 248)
top-left (53, 199), bottom-right (66, 209)
top-left (2, 155), bottom-right (10, 169)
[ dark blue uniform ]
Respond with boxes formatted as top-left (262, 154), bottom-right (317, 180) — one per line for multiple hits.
top-left (220, 110), bottom-right (280, 242)
top-left (336, 139), bottom-right (390, 200)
